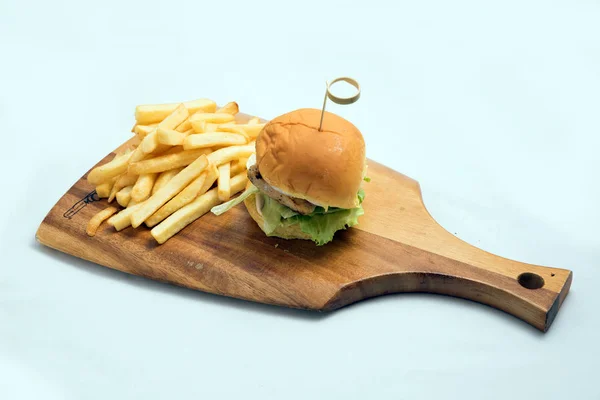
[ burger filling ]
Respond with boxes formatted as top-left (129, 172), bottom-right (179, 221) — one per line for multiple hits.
top-left (211, 158), bottom-right (366, 245)
top-left (247, 164), bottom-right (316, 215)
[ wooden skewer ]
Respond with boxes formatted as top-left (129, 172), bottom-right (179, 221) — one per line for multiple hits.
top-left (319, 77), bottom-right (361, 131)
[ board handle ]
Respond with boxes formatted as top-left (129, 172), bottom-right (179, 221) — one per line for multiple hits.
top-left (325, 245), bottom-right (572, 332)
top-left (327, 173), bottom-right (573, 332)
top-left (414, 185), bottom-right (573, 331)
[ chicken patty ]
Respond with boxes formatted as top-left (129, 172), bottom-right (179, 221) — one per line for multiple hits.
top-left (247, 164), bottom-right (316, 215)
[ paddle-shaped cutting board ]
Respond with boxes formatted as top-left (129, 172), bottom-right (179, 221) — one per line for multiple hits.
top-left (36, 113), bottom-right (572, 332)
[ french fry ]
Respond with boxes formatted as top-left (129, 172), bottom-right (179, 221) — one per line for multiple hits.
top-left (107, 202), bottom-right (144, 231)
top-left (190, 113), bottom-right (235, 131)
top-left (175, 117), bottom-right (192, 133)
top-left (141, 104), bottom-right (189, 154)
top-left (183, 132), bottom-right (247, 150)
top-left (114, 173), bottom-right (139, 193)
top-left (157, 127), bottom-right (188, 146)
top-left (237, 157), bottom-right (249, 167)
top-left (128, 145), bottom-right (146, 164)
top-left (128, 148), bottom-right (210, 175)
top-left (216, 102), bottom-right (239, 115)
top-left (217, 162), bottom-right (231, 201)
top-left (135, 98), bottom-right (217, 125)
top-left (134, 124), bottom-right (158, 138)
top-left (116, 186), bottom-right (133, 207)
top-left (218, 123), bottom-right (265, 138)
top-left (145, 164), bottom-right (218, 227)
top-left (193, 121), bottom-right (206, 133)
top-left (86, 206), bottom-right (118, 236)
top-left (215, 125), bottom-right (250, 141)
top-left (206, 144), bottom-right (255, 166)
top-left (89, 96), bottom-right (258, 244)
top-left (192, 122), bottom-right (220, 133)
top-left (152, 167), bottom-right (183, 195)
top-left (204, 123), bottom-right (219, 132)
top-left (197, 163), bottom-right (219, 194)
top-left (96, 179), bottom-right (114, 198)
top-left (130, 155), bottom-right (209, 228)
top-left (87, 150), bottom-right (132, 185)
top-left (230, 158), bottom-right (246, 176)
top-left (131, 173), bottom-right (158, 202)
top-left (151, 172), bottom-right (248, 244)
top-left (130, 139), bottom-right (174, 164)
top-left (109, 170), bottom-right (142, 203)
top-left (164, 146), bottom-right (184, 155)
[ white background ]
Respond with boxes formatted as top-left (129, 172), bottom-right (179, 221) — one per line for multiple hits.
top-left (1, 0), bottom-right (599, 398)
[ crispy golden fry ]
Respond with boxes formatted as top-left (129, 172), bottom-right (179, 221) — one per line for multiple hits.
top-left (215, 125), bottom-right (250, 141)
top-left (87, 150), bottom-right (132, 185)
top-left (164, 146), bottom-right (184, 155)
top-left (111, 173), bottom-right (138, 203)
top-left (230, 158), bottom-right (246, 176)
top-left (152, 167), bottom-right (183, 195)
top-left (248, 117), bottom-right (260, 125)
top-left (107, 185), bottom-right (117, 203)
top-left (113, 173), bottom-right (139, 193)
top-left (193, 121), bottom-right (206, 133)
top-left (217, 162), bottom-right (231, 201)
top-left (130, 155), bottom-right (209, 228)
top-left (159, 104), bottom-right (189, 129)
top-left (206, 144), bottom-right (255, 166)
top-left (116, 186), bottom-right (133, 207)
top-left (237, 157), bottom-right (249, 167)
top-left (128, 145), bottom-right (146, 163)
top-left (128, 148), bottom-right (210, 175)
top-left (86, 206), bottom-right (118, 236)
top-left (107, 202), bottom-right (144, 231)
top-left (175, 117), bottom-right (192, 133)
top-left (145, 164), bottom-right (218, 228)
top-left (190, 113), bottom-right (235, 132)
top-left (183, 132), bottom-right (247, 150)
top-left (193, 122), bottom-right (220, 133)
top-left (204, 123), bottom-right (219, 132)
top-left (141, 104), bottom-right (188, 154)
top-left (135, 98), bottom-right (217, 125)
top-left (218, 123), bottom-right (265, 138)
top-left (130, 140), bottom-right (173, 164)
top-left (131, 173), bottom-right (158, 202)
top-left (197, 163), bottom-right (219, 194)
top-left (216, 102), bottom-right (239, 115)
top-left (157, 127), bottom-right (188, 146)
top-left (95, 178), bottom-right (115, 198)
top-left (151, 172), bottom-right (248, 244)
top-left (134, 124), bottom-right (158, 138)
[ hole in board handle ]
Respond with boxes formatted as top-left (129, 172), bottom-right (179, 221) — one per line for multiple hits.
top-left (518, 272), bottom-right (545, 290)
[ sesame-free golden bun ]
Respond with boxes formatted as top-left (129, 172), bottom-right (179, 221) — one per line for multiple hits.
top-left (255, 108), bottom-right (366, 209)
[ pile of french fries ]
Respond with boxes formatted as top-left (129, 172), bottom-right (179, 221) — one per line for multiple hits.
top-left (85, 98), bottom-right (264, 243)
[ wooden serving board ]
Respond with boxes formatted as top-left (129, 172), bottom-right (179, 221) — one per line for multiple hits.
top-left (36, 115), bottom-right (572, 332)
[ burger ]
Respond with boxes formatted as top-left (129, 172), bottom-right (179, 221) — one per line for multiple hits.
top-left (212, 108), bottom-right (367, 245)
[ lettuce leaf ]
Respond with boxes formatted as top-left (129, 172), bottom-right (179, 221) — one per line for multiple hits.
top-left (257, 189), bottom-right (365, 245)
top-left (357, 188), bottom-right (365, 204)
top-left (285, 205), bottom-right (364, 245)
top-left (260, 194), bottom-right (294, 233)
top-left (211, 185), bottom-right (259, 216)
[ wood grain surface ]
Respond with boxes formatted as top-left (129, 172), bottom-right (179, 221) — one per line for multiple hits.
top-left (36, 115), bottom-right (572, 332)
